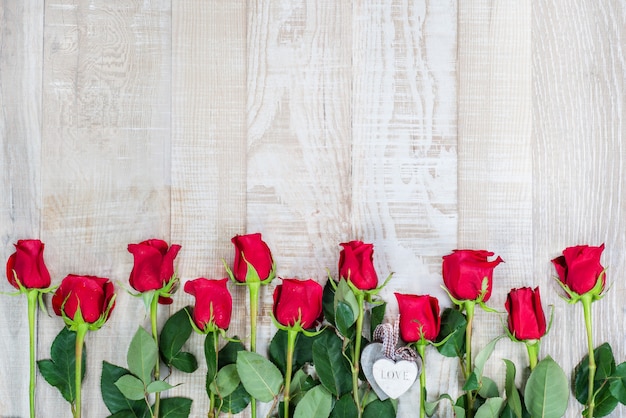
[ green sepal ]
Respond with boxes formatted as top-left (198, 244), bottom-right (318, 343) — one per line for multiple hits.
top-left (3, 272), bottom-right (57, 315)
top-left (555, 270), bottom-right (607, 305)
top-left (223, 254), bottom-right (276, 286)
top-left (441, 277), bottom-right (498, 313)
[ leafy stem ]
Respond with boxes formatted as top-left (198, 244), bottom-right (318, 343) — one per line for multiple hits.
top-left (74, 323), bottom-right (88, 418)
top-left (352, 291), bottom-right (365, 418)
top-left (283, 328), bottom-right (298, 418)
top-left (149, 295), bottom-right (160, 418)
top-left (582, 294), bottom-right (596, 418)
top-left (464, 300), bottom-right (476, 418)
top-left (248, 281), bottom-right (260, 418)
top-left (416, 342), bottom-right (427, 418)
top-left (27, 290), bottom-right (38, 418)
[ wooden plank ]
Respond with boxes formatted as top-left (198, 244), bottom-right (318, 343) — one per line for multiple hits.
top-left (170, 1), bottom-right (247, 415)
top-left (533, 1), bottom-right (626, 415)
top-left (352, 0), bottom-right (458, 413)
top-left (458, 0), bottom-right (532, 402)
top-left (246, 0), bottom-right (353, 375)
top-left (0, 1), bottom-right (44, 415)
top-left (40, 1), bottom-right (171, 415)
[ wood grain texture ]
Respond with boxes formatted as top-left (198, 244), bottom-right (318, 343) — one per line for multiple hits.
top-left (352, 1), bottom-right (457, 414)
top-left (40, 0), bottom-right (172, 415)
top-left (533, 1), bottom-right (626, 416)
top-left (246, 0), bottom-right (353, 380)
top-left (171, 1), bottom-right (247, 415)
top-left (0, 0), bottom-right (44, 415)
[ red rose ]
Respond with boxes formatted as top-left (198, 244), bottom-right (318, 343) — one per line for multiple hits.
top-left (505, 287), bottom-right (547, 341)
top-left (231, 233), bottom-right (274, 283)
top-left (128, 239), bottom-right (181, 304)
top-left (52, 274), bottom-right (115, 324)
top-left (338, 241), bottom-right (378, 290)
top-left (395, 293), bottom-right (441, 342)
top-left (273, 279), bottom-right (323, 329)
top-left (442, 249), bottom-right (503, 302)
top-left (551, 244), bottom-right (605, 296)
top-left (184, 278), bottom-right (232, 331)
top-left (6, 239), bottom-right (51, 289)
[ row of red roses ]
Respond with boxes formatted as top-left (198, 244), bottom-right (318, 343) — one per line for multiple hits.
top-left (6, 236), bottom-right (607, 417)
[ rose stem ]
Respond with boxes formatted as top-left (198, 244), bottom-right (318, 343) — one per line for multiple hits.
top-left (464, 300), bottom-right (476, 418)
top-left (582, 294), bottom-right (596, 417)
top-left (525, 340), bottom-right (540, 371)
top-left (283, 328), bottom-right (298, 418)
top-left (27, 290), bottom-right (38, 418)
top-left (416, 342), bottom-right (427, 418)
top-left (352, 291), bottom-right (365, 418)
top-left (150, 295), bottom-right (161, 418)
top-left (74, 323), bottom-right (88, 418)
top-left (208, 331), bottom-right (219, 418)
top-left (248, 281), bottom-right (260, 418)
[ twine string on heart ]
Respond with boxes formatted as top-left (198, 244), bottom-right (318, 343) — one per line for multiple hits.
top-left (373, 319), bottom-right (418, 362)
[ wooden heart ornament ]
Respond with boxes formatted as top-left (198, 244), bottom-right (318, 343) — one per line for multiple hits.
top-left (371, 357), bottom-right (418, 399)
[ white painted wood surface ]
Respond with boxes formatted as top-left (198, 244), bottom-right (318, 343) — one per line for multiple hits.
top-left (1, 1), bottom-right (625, 417)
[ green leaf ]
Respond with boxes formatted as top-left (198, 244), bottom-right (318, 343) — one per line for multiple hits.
top-left (334, 279), bottom-right (359, 319)
top-left (101, 361), bottom-right (149, 416)
top-left (609, 362), bottom-right (626, 404)
top-left (477, 376), bottom-right (499, 398)
top-left (424, 393), bottom-right (454, 416)
top-left (236, 351), bottom-right (283, 402)
top-left (323, 280), bottom-right (337, 325)
top-left (289, 369), bottom-right (317, 405)
top-left (218, 338), bottom-right (245, 368)
top-left (335, 301), bottom-right (356, 339)
top-left (592, 385), bottom-right (619, 417)
top-left (294, 385), bottom-right (333, 418)
top-left (473, 335), bottom-right (503, 380)
top-left (330, 393), bottom-right (358, 418)
top-left (462, 372), bottom-right (479, 392)
top-left (158, 397), bottom-right (193, 418)
top-left (435, 308), bottom-right (467, 358)
top-left (146, 380), bottom-right (175, 393)
top-left (524, 355), bottom-right (569, 418)
top-left (209, 364), bottom-right (240, 398)
top-left (114, 375), bottom-right (146, 401)
top-left (370, 302), bottom-right (386, 339)
top-left (575, 342), bottom-right (616, 405)
top-left (312, 331), bottom-right (353, 397)
top-left (159, 307), bottom-right (197, 373)
top-left (37, 327), bottom-right (86, 404)
top-left (204, 333), bottom-right (218, 393)
top-left (220, 383), bottom-right (251, 414)
top-left (503, 359), bottom-right (522, 418)
top-left (127, 327), bottom-right (158, 385)
top-left (362, 399), bottom-right (396, 418)
top-left (269, 329), bottom-right (318, 375)
top-left (475, 397), bottom-right (505, 418)
top-left (170, 352), bottom-right (197, 374)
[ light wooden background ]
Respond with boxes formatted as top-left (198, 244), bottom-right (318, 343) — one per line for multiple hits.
top-left (1, 1), bottom-right (625, 417)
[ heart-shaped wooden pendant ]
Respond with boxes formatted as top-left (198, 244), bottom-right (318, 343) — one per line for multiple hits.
top-left (361, 343), bottom-right (389, 400)
top-left (371, 358), bottom-right (418, 399)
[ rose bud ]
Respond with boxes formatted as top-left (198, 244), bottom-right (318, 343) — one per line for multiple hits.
top-left (552, 244), bottom-right (605, 297)
top-left (184, 278), bottom-right (232, 332)
top-left (231, 233), bottom-right (274, 283)
top-left (505, 287), bottom-right (547, 341)
top-left (273, 278), bottom-right (323, 329)
top-left (395, 293), bottom-right (441, 342)
top-left (442, 249), bottom-right (503, 302)
top-left (128, 239), bottom-right (181, 304)
top-left (6, 239), bottom-right (51, 289)
top-left (338, 240), bottom-right (378, 291)
top-left (52, 274), bottom-right (116, 325)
